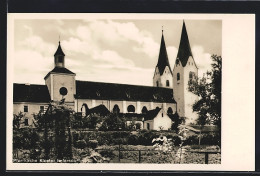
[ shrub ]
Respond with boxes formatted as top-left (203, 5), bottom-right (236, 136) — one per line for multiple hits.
top-left (184, 135), bottom-right (199, 145)
top-left (99, 150), bottom-right (115, 158)
top-left (75, 140), bottom-right (87, 150)
top-left (128, 134), bottom-right (138, 145)
top-left (87, 140), bottom-right (98, 149)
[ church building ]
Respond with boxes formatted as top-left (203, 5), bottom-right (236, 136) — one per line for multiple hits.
top-left (13, 22), bottom-right (198, 128)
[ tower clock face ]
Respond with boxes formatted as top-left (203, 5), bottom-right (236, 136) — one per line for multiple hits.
top-left (59, 87), bottom-right (68, 96)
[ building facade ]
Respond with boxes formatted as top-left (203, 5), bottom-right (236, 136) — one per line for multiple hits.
top-left (13, 22), bottom-right (198, 128)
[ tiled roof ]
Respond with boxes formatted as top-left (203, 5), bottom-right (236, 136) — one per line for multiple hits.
top-left (156, 32), bottom-right (172, 75)
top-left (88, 104), bottom-right (110, 116)
top-left (75, 80), bottom-right (176, 103)
top-left (13, 83), bottom-right (51, 103)
top-left (44, 67), bottom-right (75, 79)
top-left (177, 22), bottom-right (193, 67)
top-left (144, 108), bottom-right (162, 120)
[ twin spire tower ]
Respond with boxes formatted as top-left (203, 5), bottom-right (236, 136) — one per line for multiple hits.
top-left (50, 21), bottom-right (198, 123)
top-left (153, 21), bottom-right (198, 123)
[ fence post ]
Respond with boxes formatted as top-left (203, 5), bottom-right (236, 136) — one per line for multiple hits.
top-left (138, 150), bottom-right (141, 163)
top-left (118, 144), bottom-right (120, 162)
top-left (205, 152), bottom-right (208, 164)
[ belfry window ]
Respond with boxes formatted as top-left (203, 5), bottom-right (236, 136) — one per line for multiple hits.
top-left (166, 80), bottom-right (170, 87)
top-left (58, 56), bottom-right (63, 63)
top-left (156, 81), bottom-right (159, 87)
top-left (177, 73), bottom-right (180, 81)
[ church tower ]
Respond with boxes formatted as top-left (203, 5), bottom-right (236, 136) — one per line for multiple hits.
top-left (153, 29), bottom-right (173, 89)
top-left (173, 21), bottom-right (198, 124)
top-left (44, 41), bottom-right (76, 106)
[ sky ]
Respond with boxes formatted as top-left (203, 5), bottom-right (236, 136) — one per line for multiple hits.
top-left (13, 18), bottom-right (222, 86)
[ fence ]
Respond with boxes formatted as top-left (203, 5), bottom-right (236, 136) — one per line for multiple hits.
top-left (95, 146), bottom-right (221, 164)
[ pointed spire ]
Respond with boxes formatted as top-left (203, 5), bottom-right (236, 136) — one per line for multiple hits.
top-left (54, 39), bottom-right (65, 56)
top-left (162, 25), bottom-right (164, 33)
top-left (156, 29), bottom-right (172, 75)
top-left (177, 21), bottom-right (193, 67)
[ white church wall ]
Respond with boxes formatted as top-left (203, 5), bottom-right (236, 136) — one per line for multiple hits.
top-left (125, 101), bottom-right (137, 113)
top-left (13, 102), bottom-right (49, 127)
top-left (76, 99), bottom-right (93, 112)
top-left (153, 109), bottom-right (172, 131)
top-left (144, 120), bottom-right (154, 130)
top-left (140, 102), bottom-right (151, 112)
top-left (183, 56), bottom-right (199, 124)
top-left (166, 103), bottom-right (177, 114)
top-left (110, 100), bottom-right (124, 113)
top-left (52, 74), bottom-right (75, 103)
top-left (153, 67), bottom-right (161, 87)
top-left (45, 74), bottom-right (53, 100)
top-left (160, 66), bottom-right (173, 88)
top-left (173, 60), bottom-right (185, 117)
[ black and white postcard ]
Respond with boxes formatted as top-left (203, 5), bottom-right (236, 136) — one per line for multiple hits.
top-left (6, 13), bottom-right (255, 171)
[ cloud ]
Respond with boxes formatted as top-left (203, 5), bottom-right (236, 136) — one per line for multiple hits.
top-left (18, 35), bottom-right (56, 57)
top-left (93, 50), bottom-right (135, 67)
top-left (73, 20), bottom-right (159, 58)
top-left (78, 65), bottom-right (154, 86)
top-left (192, 45), bottom-right (213, 78)
top-left (13, 50), bottom-right (52, 84)
top-left (15, 19), bottom-right (187, 86)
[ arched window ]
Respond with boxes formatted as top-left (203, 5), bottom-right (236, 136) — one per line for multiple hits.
top-left (167, 107), bottom-right (173, 114)
top-left (141, 106), bottom-right (148, 114)
top-left (177, 73), bottom-right (180, 81)
top-left (81, 103), bottom-right (89, 117)
top-left (166, 80), bottom-right (170, 87)
top-left (127, 105), bottom-right (135, 113)
top-left (113, 104), bottom-right (120, 114)
top-left (156, 81), bottom-right (159, 87)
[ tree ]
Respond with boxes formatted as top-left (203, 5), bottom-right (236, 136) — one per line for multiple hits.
top-left (170, 112), bottom-right (185, 133)
top-left (99, 113), bottom-right (125, 131)
top-left (13, 112), bottom-right (24, 129)
top-left (188, 55), bottom-right (221, 129)
top-left (85, 114), bottom-right (102, 129)
top-left (34, 98), bottom-right (75, 159)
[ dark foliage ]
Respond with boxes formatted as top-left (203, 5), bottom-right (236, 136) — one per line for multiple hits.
top-left (188, 55), bottom-right (221, 130)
